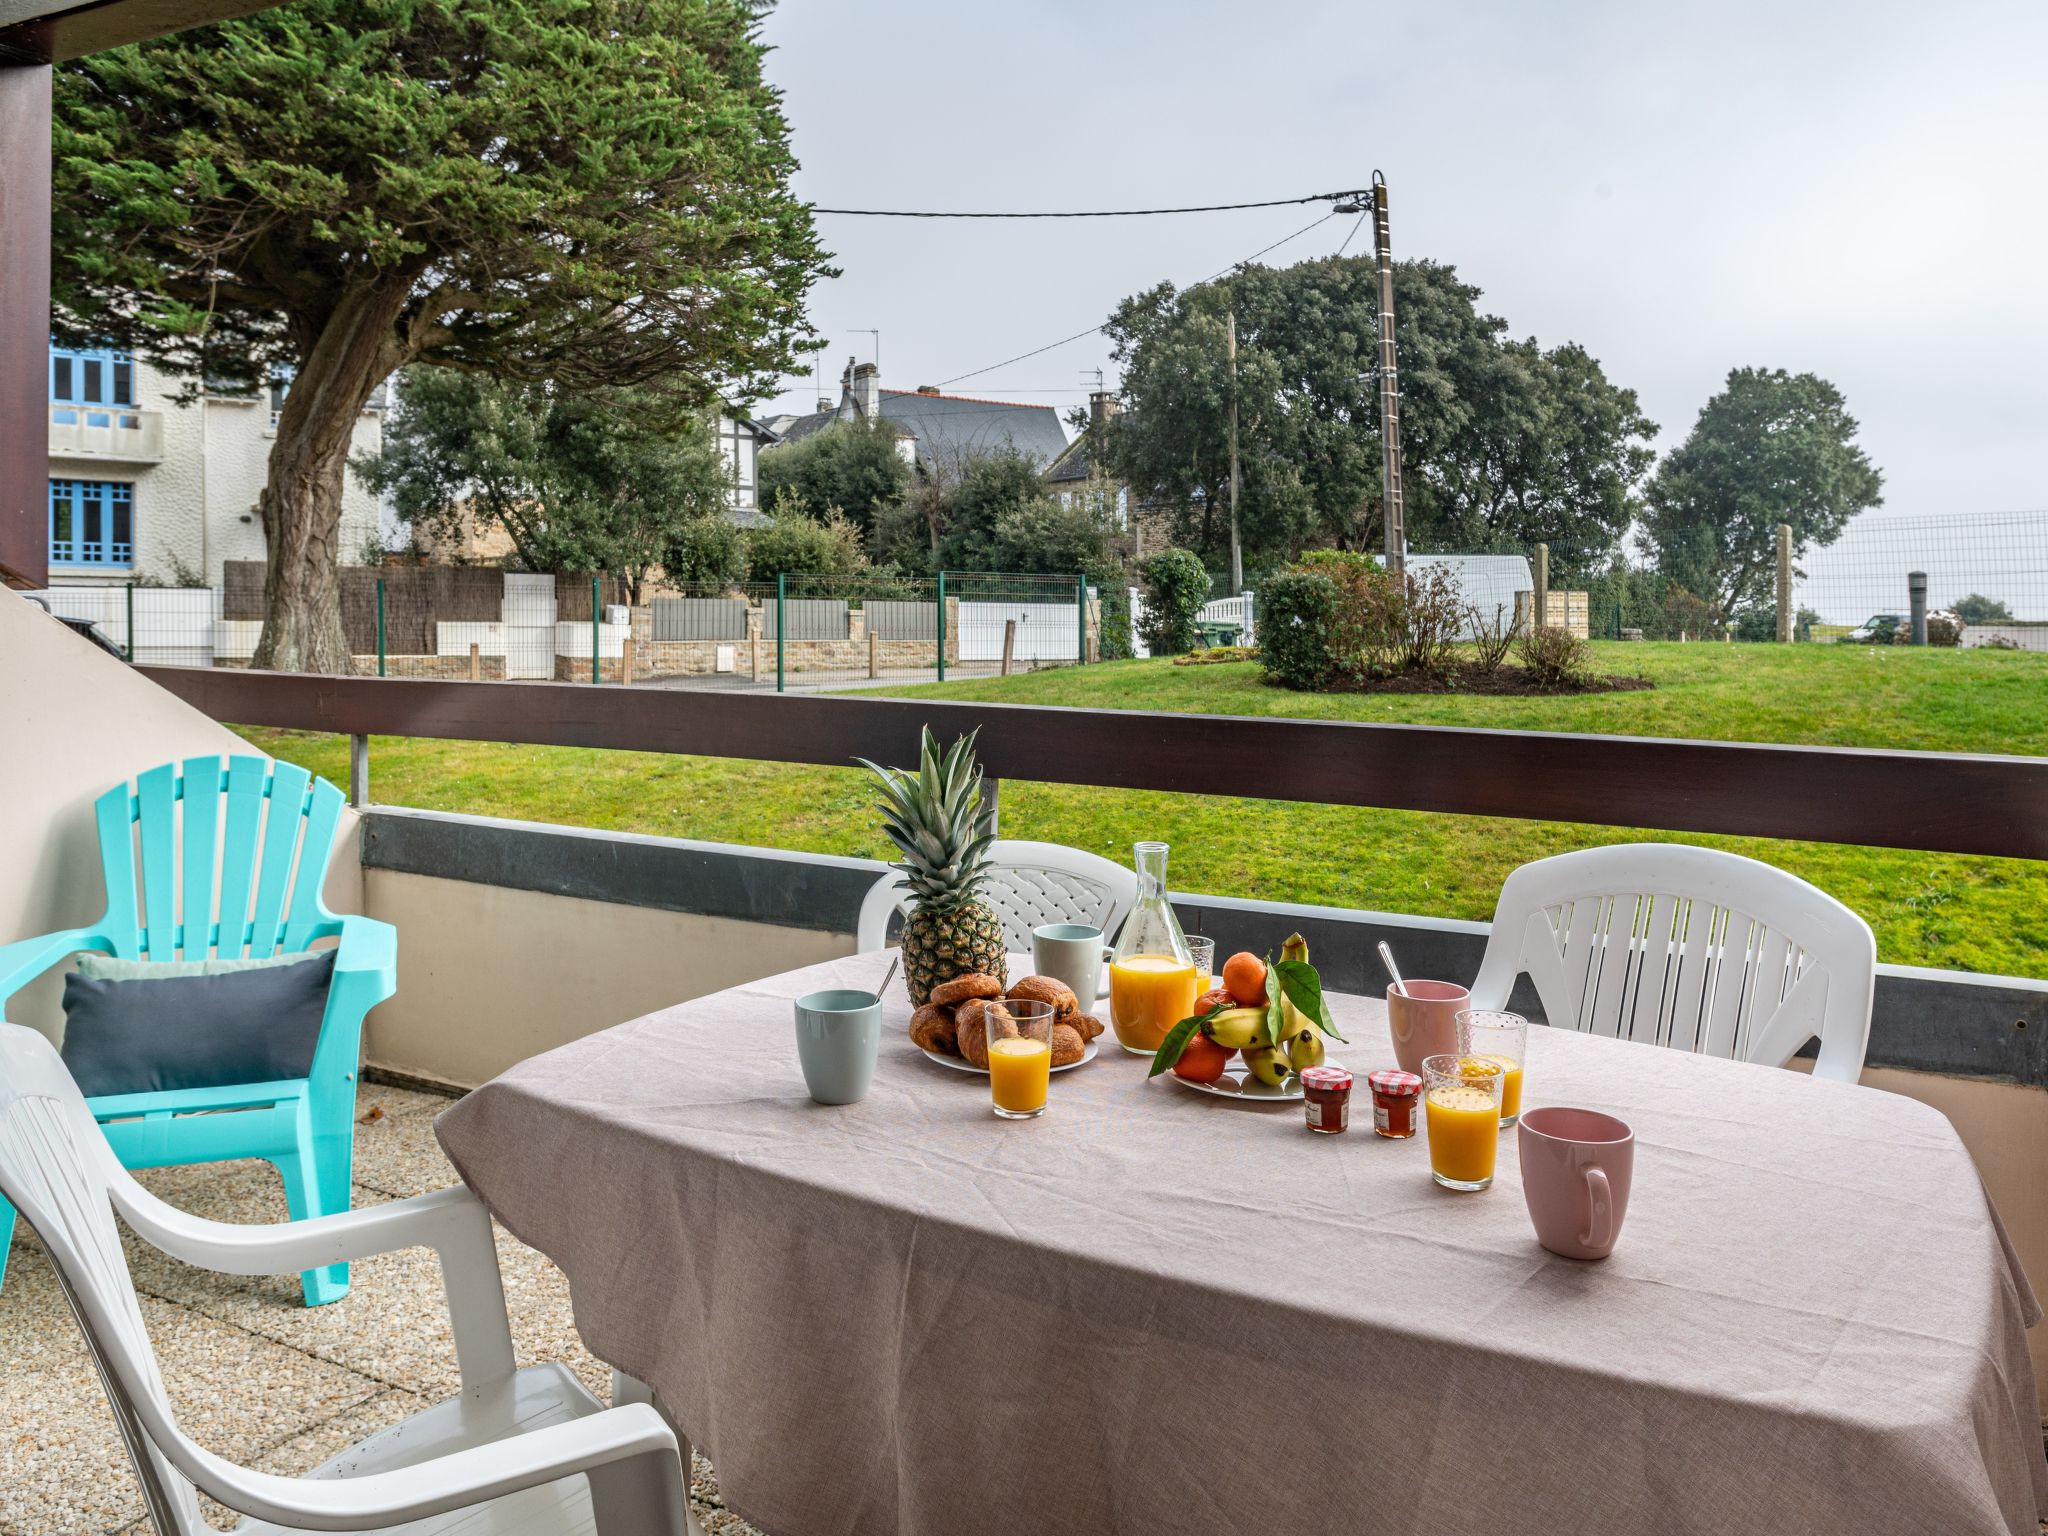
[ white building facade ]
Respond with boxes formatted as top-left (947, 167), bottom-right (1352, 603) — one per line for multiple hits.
top-left (46, 344), bottom-right (384, 588)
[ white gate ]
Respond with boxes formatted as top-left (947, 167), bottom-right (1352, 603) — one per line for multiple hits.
top-left (504, 573), bottom-right (557, 679)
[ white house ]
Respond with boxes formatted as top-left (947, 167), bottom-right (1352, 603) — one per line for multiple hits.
top-left (45, 344), bottom-right (385, 587)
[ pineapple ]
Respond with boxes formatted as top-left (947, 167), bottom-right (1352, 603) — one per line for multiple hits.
top-left (858, 726), bottom-right (1008, 1004)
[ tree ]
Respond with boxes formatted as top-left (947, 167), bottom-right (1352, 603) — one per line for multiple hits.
top-left (1098, 257), bottom-right (1654, 568)
top-left (356, 368), bottom-right (733, 602)
top-left (1953, 593), bottom-right (2014, 625)
top-left (1643, 368), bottom-right (1883, 613)
top-left (53, 0), bottom-right (828, 670)
top-left (757, 417), bottom-right (912, 533)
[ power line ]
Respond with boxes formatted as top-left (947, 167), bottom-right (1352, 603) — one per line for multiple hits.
top-left (935, 210), bottom-right (1341, 389)
top-left (813, 188), bottom-right (1372, 220)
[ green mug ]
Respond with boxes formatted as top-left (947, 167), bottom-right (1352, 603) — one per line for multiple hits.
top-left (794, 988), bottom-right (881, 1105)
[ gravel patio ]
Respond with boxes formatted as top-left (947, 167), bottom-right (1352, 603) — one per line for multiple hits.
top-left (0, 1083), bottom-right (766, 1536)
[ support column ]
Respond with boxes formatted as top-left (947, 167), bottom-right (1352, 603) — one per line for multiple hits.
top-left (0, 54), bottom-right (52, 588)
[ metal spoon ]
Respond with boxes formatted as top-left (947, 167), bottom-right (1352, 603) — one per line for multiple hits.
top-left (1377, 940), bottom-right (1408, 998)
top-left (878, 954), bottom-right (901, 999)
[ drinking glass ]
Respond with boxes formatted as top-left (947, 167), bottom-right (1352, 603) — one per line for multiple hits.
top-left (1422, 1053), bottom-right (1505, 1191)
top-left (1184, 936), bottom-right (1216, 994)
top-left (989, 1000), bottom-right (1055, 1120)
top-left (1456, 1010), bottom-right (1528, 1129)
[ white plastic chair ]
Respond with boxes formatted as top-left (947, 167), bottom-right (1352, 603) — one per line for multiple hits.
top-left (856, 839), bottom-right (1138, 955)
top-left (0, 1022), bottom-right (693, 1536)
top-left (1468, 844), bottom-right (1877, 1082)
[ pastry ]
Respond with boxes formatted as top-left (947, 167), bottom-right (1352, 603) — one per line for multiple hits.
top-left (956, 998), bottom-right (1018, 1069)
top-left (1049, 1021), bottom-right (1087, 1067)
top-left (1067, 1012), bottom-right (1106, 1042)
top-left (1007, 975), bottom-right (1078, 1018)
top-left (931, 972), bottom-right (1004, 1007)
top-left (909, 1003), bottom-right (957, 1056)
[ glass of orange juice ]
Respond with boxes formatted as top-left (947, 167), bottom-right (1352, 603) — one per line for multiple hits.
top-left (989, 1000), bottom-right (1055, 1119)
top-left (1422, 1054), bottom-right (1505, 1191)
top-left (1456, 1010), bottom-right (1527, 1128)
top-left (1185, 936), bottom-right (1216, 994)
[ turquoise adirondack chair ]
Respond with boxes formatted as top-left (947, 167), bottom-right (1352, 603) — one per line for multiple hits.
top-left (0, 755), bottom-right (395, 1306)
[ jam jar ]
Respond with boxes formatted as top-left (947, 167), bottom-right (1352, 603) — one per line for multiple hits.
top-left (1300, 1066), bottom-right (1354, 1135)
top-left (1366, 1069), bottom-right (1422, 1138)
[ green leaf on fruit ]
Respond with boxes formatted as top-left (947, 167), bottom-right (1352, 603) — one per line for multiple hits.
top-left (1148, 1008), bottom-right (1217, 1078)
top-left (1263, 990), bottom-right (1286, 1049)
top-left (1274, 959), bottom-right (1347, 1043)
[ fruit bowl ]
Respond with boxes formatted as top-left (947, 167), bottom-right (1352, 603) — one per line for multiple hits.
top-left (1166, 1058), bottom-right (1341, 1103)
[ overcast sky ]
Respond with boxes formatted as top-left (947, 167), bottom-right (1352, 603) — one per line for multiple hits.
top-left (757, 0), bottom-right (2047, 517)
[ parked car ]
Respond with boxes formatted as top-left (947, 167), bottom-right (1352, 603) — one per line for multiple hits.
top-left (1845, 613), bottom-right (1907, 644)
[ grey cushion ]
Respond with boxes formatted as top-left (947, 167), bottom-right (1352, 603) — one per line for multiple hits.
top-left (60, 951), bottom-right (337, 1098)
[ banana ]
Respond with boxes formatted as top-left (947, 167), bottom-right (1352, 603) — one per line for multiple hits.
top-left (1284, 1025), bottom-right (1326, 1072)
top-left (1203, 1006), bottom-right (1268, 1050)
top-left (1241, 1044), bottom-right (1292, 1088)
top-left (1278, 932), bottom-right (1311, 1038)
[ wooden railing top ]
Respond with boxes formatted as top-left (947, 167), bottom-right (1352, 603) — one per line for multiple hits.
top-left (137, 665), bottom-right (2048, 862)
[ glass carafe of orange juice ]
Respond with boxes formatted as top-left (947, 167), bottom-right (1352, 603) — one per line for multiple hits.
top-left (1107, 841), bottom-right (1198, 1055)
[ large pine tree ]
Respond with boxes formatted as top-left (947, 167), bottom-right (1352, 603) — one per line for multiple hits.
top-left (53, 0), bottom-right (830, 670)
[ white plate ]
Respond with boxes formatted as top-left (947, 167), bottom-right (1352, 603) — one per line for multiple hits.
top-left (1168, 1057), bottom-right (1344, 1103)
top-left (918, 1039), bottom-right (1099, 1075)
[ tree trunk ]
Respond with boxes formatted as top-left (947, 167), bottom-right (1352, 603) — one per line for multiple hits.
top-left (252, 281), bottom-right (413, 672)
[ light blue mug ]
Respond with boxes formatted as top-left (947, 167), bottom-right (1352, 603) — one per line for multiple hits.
top-left (794, 988), bottom-right (882, 1105)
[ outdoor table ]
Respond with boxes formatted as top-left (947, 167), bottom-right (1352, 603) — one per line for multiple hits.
top-left (435, 951), bottom-right (2048, 1536)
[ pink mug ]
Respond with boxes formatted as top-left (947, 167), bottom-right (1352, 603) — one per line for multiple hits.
top-left (1386, 980), bottom-right (1469, 1077)
top-left (1517, 1106), bottom-right (1634, 1261)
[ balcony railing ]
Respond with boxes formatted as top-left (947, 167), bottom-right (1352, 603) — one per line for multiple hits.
top-left (48, 403), bottom-right (164, 462)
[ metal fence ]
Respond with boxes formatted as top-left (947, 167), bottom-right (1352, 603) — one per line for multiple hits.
top-left (33, 566), bottom-right (1107, 691)
top-left (1409, 511), bottom-right (2048, 646)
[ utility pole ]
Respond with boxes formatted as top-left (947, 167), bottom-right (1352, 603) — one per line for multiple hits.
top-left (1372, 171), bottom-right (1405, 575)
top-left (1227, 309), bottom-right (1242, 595)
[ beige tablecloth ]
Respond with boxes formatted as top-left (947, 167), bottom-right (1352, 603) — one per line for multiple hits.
top-left (436, 951), bottom-right (2048, 1536)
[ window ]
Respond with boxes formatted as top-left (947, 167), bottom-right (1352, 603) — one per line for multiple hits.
top-left (49, 345), bottom-right (138, 428)
top-left (49, 480), bottom-right (135, 567)
top-left (717, 415), bottom-right (756, 507)
top-left (268, 369), bottom-right (292, 432)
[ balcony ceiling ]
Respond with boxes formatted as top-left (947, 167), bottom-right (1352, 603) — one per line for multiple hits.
top-left (1, 0), bottom-right (282, 62)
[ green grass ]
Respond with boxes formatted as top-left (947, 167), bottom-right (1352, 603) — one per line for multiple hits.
top-left (237, 642), bottom-right (2048, 980)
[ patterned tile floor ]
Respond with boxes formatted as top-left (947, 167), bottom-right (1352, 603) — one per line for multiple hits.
top-left (0, 1085), bottom-right (769, 1535)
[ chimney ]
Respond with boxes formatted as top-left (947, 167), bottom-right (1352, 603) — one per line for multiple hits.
top-left (852, 361), bottom-right (882, 419)
top-left (1089, 390), bottom-right (1119, 430)
top-left (834, 356), bottom-right (859, 420)
top-left (916, 385), bottom-right (941, 396)
top-left (817, 397), bottom-right (833, 413)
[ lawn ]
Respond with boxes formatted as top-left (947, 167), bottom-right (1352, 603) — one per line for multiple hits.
top-left (237, 642), bottom-right (2048, 979)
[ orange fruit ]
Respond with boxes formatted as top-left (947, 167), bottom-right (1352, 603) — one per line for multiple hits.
top-left (1221, 951), bottom-right (1269, 1007)
top-left (1194, 987), bottom-right (1233, 1014)
top-left (1172, 1031), bottom-right (1232, 1084)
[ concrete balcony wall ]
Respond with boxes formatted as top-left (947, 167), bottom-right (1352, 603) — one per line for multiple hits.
top-left (48, 404), bottom-right (165, 463)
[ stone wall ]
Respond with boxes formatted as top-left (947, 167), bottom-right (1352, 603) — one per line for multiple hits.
top-left (215, 653), bottom-right (507, 679)
top-left (625, 599), bottom-right (965, 681)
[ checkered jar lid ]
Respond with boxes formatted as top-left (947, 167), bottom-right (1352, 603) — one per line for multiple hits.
top-left (1366, 1069), bottom-right (1423, 1098)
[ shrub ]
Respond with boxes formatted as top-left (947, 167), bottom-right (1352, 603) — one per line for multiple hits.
top-left (1138, 548), bottom-right (1210, 656)
top-left (664, 515), bottom-right (747, 588)
top-left (1393, 564), bottom-right (1468, 675)
top-left (1731, 604), bottom-right (1778, 643)
top-left (747, 490), bottom-right (868, 580)
top-left (1660, 586), bottom-right (1724, 640)
top-left (1294, 549), bottom-right (1403, 675)
top-left (1894, 611), bottom-right (1963, 647)
top-left (1519, 624), bottom-right (1592, 688)
top-left (1257, 568), bottom-right (1343, 688)
top-left (1985, 634), bottom-right (2021, 651)
top-left (1469, 597), bottom-right (1516, 672)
